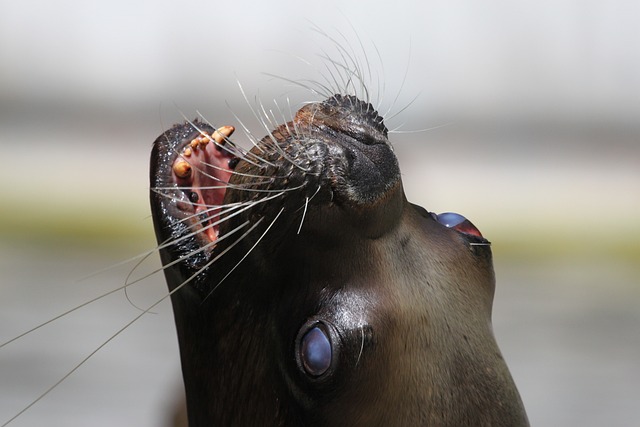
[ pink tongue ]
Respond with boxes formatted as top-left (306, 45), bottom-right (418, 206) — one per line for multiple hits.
top-left (171, 127), bottom-right (237, 242)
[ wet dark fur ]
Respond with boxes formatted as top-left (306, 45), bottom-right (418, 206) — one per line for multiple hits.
top-left (150, 91), bottom-right (529, 426)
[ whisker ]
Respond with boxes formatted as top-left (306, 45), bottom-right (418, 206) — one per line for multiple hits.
top-left (386, 90), bottom-right (421, 121)
top-left (265, 48), bottom-right (335, 99)
top-left (149, 188), bottom-right (242, 218)
top-left (355, 323), bottom-right (366, 368)
top-left (205, 207), bottom-right (285, 301)
top-left (0, 285), bottom-right (131, 351)
top-left (179, 110), bottom-right (267, 169)
top-left (272, 98), bottom-right (295, 140)
top-left (311, 25), bottom-right (366, 98)
top-left (0, 236), bottom-right (179, 350)
top-left (192, 110), bottom-right (255, 161)
top-left (257, 99), bottom-right (309, 171)
top-left (128, 201), bottom-right (243, 254)
top-left (334, 28), bottom-right (368, 103)
top-left (184, 191), bottom-right (287, 234)
top-left (0, 196), bottom-right (275, 425)
top-left (296, 185), bottom-right (321, 235)
top-left (0, 201), bottom-right (257, 349)
top-left (176, 113), bottom-right (252, 165)
top-left (176, 216), bottom-right (272, 304)
top-left (389, 122), bottom-right (452, 134)
top-left (236, 81), bottom-right (280, 148)
top-left (76, 236), bottom-right (173, 282)
top-left (125, 219), bottom-right (252, 292)
top-left (262, 73), bottom-right (326, 100)
top-left (382, 38), bottom-right (413, 120)
top-left (123, 249), bottom-right (159, 313)
top-left (235, 81), bottom-right (309, 173)
top-left (226, 100), bottom-right (271, 157)
top-left (0, 242), bottom-right (221, 427)
top-left (346, 22), bottom-right (374, 104)
top-left (371, 41), bottom-right (386, 112)
top-left (297, 197), bottom-right (309, 235)
top-left (152, 182), bottom-right (304, 195)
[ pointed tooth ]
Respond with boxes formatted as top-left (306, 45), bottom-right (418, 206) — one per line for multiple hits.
top-left (213, 125), bottom-right (235, 144)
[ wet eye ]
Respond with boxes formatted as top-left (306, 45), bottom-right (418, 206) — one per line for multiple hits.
top-left (299, 326), bottom-right (332, 377)
top-left (435, 212), bottom-right (483, 238)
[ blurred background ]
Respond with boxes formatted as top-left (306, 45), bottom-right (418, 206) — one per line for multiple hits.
top-left (0, 0), bottom-right (638, 426)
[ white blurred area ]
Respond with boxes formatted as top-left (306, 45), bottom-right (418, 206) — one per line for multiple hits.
top-left (0, 1), bottom-right (639, 427)
top-left (1, 0), bottom-right (638, 121)
top-left (0, 0), bottom-right (638, 238)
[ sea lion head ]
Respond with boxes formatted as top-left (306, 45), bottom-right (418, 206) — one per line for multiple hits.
top-left (150, 92), bottom-right (529, 426)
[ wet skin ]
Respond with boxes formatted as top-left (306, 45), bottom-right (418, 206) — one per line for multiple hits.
top-left (150, 94), bottom-right (529, 426)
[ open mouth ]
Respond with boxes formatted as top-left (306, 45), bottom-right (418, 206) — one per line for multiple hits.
top-left (152, 94), bottom-right (402, 260)
top-left (165, 123), bottom-right (239, 245)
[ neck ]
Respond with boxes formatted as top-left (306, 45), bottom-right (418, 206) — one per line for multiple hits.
top-left (167, 271), bottom-right (297, 426)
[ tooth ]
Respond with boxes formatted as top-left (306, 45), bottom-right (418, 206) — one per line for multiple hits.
top-left (183, 147), bottom-right (193, 157)
top-left (173, 160), bottom-right (192, 178)
top-left (190, 139), bottom-right (199, 149)
top-left (213, 125), bottom-right (235, 144)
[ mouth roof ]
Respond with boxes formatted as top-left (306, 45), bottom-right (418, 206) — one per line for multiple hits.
top-left (168, 124), bottom-right (238, 244)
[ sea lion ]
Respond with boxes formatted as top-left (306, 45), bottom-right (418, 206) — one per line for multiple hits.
top-left (150, 93), bottom-right (529, 426)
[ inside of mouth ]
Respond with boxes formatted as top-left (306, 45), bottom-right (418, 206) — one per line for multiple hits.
top-left (170, 128), bottom-right (238, 244)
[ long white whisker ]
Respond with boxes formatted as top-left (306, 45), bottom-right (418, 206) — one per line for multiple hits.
top-left (296, 185), bottom-right (321, 235)
top-left (297, 197), bottom-right (309, 235)
top-left (123, 249), bottom-right (160, 313)
top-left (121, 219), bottom-right (251, 295)
top-left (148, 190), bottom-right (244, 223)
top-left (262, 73), bottom-right (325, 99)
top-left (77, 236), bottom-right (172, 282)
top-left (0, 204), bottom-right (256, 349)
top-left (205, 207), bottom-right (285, 301)
top-left (257, 100), bottom-right (309, 171)
top-left (226, 102), bottom-right (272, 157)
top-left (0, 286), bottom-right (129, 351)
top-left (176, 113), bottom-right (252, 165)
top-left (383, 37), bottom-right (413, 119)
top-left (389, 122), bottom-right (453, 134)
top-left (355, 323), bottom-right (366, 368)
top-left (192, 110), bottom-right (255, 162)
top-left (0, 245), bottom-right (218, 427)
top-left (386, 90), bottom-right (421, 121)
top-left (237, 81), bottom-right (281, 149)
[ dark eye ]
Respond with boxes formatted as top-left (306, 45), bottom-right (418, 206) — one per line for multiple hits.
top-left (299, 326), bottom-right (332, 377)
top-left (435, 212), bottom-right (483, 238)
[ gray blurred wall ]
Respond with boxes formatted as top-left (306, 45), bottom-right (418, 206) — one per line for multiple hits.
top-left (1, 0), bottom-right (638, 124)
